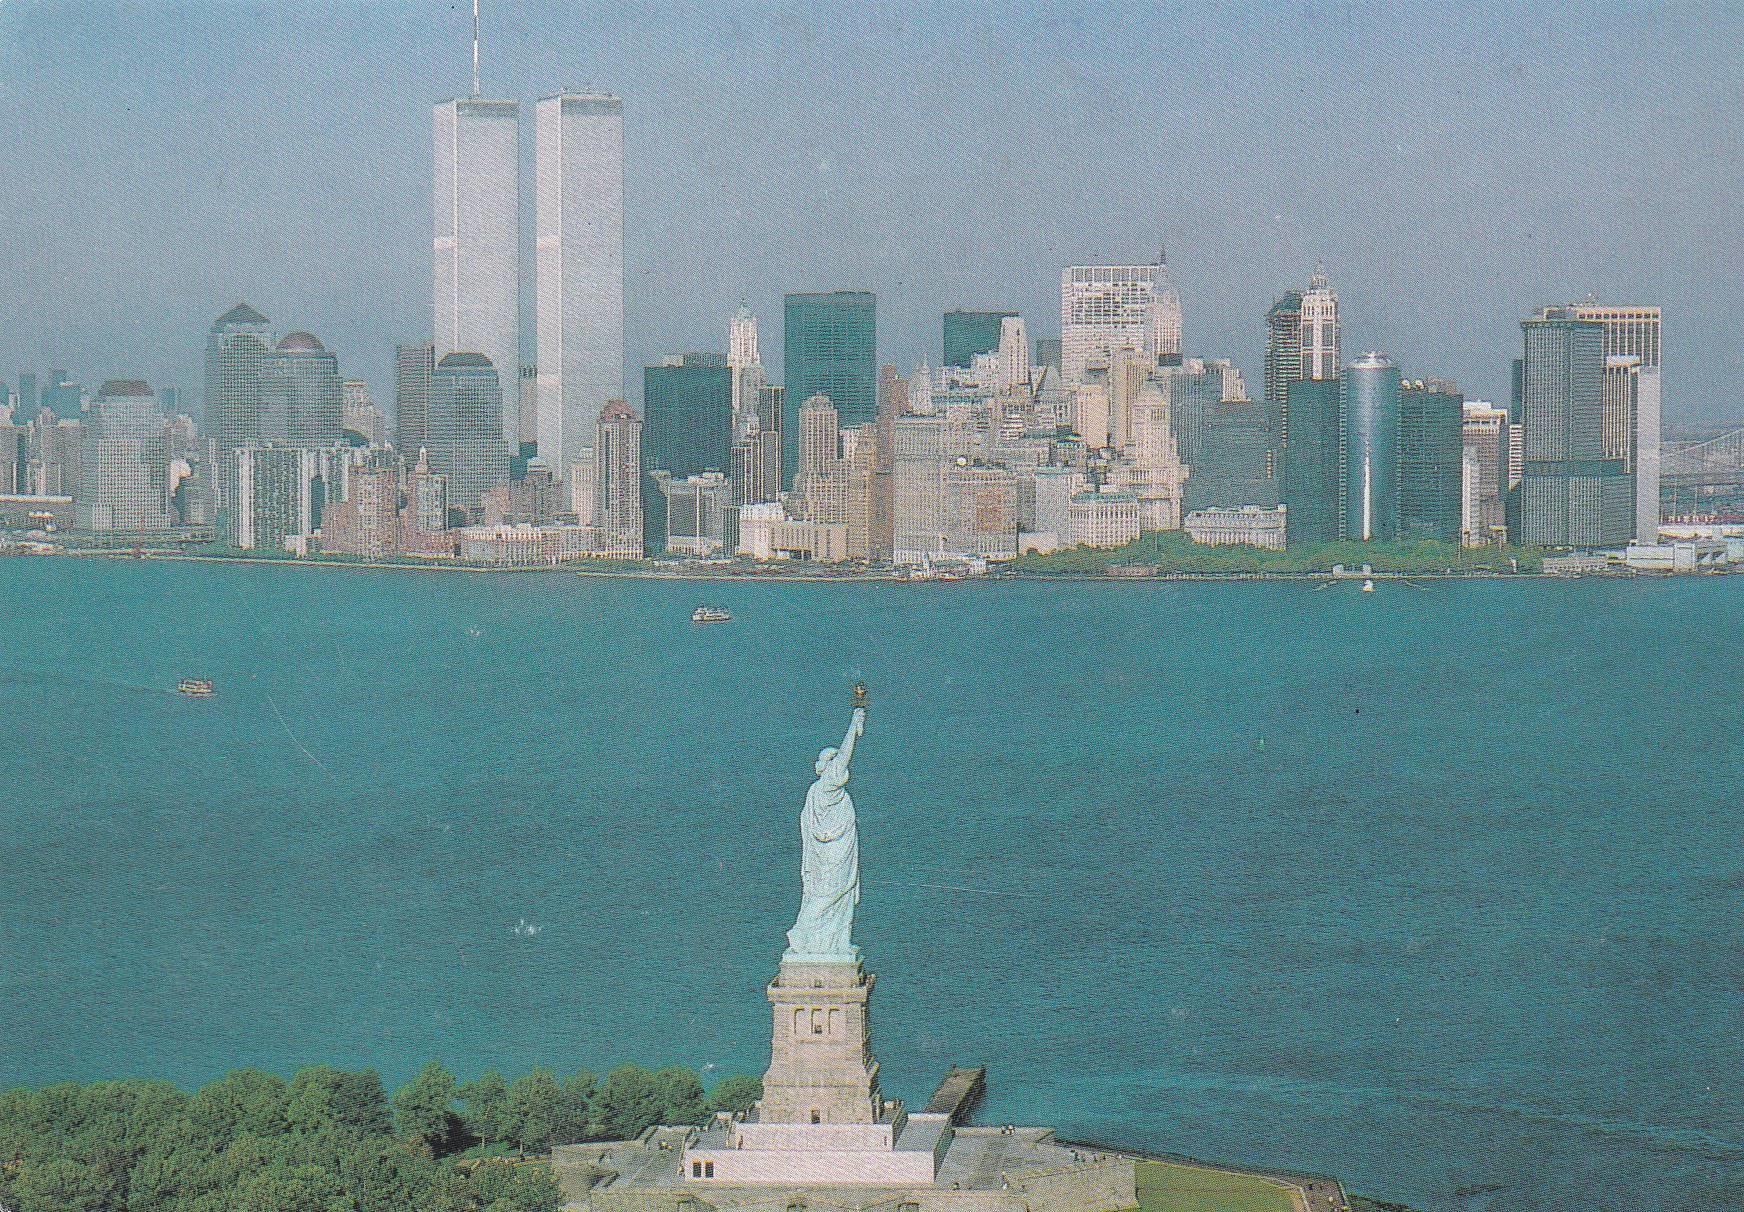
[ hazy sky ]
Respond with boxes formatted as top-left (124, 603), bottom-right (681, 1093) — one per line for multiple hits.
top-left (1, 1), bottom-right (1739, 421)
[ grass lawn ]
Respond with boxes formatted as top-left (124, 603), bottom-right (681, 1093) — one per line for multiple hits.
top-left (1135, 1159), bottom-right (1302, 1212)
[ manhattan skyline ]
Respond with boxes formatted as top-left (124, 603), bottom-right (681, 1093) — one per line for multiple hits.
top-left (0, 1), bottom-right (1737, 417)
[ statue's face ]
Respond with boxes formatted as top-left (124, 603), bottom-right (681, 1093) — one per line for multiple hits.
top-left (815, 747), bottom-right (838, 774)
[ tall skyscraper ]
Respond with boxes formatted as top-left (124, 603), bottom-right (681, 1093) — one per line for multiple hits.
top-left (534, 91), bottom-right (624, 480)
top-left (263, 332), bottom-right (343, 447)
top-left (594, 399), bottom-right (644, 557)
top-left (15, 373), bottom-right (38, 423)
top-left (78, 379), bottom-right (171, 532)
top-left (1299, 268), bottom-right (1341, 383)
top-left (1397, 379), bottom-right (1464, 543)
top-left (394, 341), bottom-right (435, 451)
top-left (41, 370), bottom-right (80, 417)
top-left (1570, 303), bottom-right (1661, 540)
top-left (994, 316), bottom-right (1030, 393)
top-left (1059, 254), bottom-right (1180, 385)
top-left (1263, 289), bottom-right (1303, 452)
top-left (644, 354), bottom-right (733, 478)
top-left (942, 310), bottom-right (1016, 369)
top-left (204, 302), bottom-right (272, 453)
top-left (1512, 308), bottom-right (1632, 547)
top-left (1340, 353), bottom-right (1401, 542)
top-left (643, 353), bottom-right (733, 552)
top-left (796, 394), bottom-right (840, 496)
top-left (1281, 378), bottom-right (1340, 546)
top-left (434, 96), bottom-right (519, 447)
top-left (1266, 270), bottom-right (1338, 477)
top-left (727, 304), bottom-right (770, 443)
top-left (729, 303), bottom-right (761, 372)
top-left (783, 292), bottom-right (876, 483)
top-left (424, 352), bottom-right (511, 513)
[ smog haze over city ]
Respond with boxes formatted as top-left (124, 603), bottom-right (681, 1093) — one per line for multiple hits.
top-left (0, 0), bottom-right (1738, 417)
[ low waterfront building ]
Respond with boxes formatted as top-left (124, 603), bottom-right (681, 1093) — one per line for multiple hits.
top-left (455, 522), bottom-right (612, 564)
top-left (737, 502), bottom-right (849, 562)
top-left (1066, 489), bottom-right (1141, 549)
top-left (1623, 539), bottom-right (1728, 572)
top-left (1184, 505), bottom-right (1287, 549)
top-left (1542, 551), bottom-right (1615, 576)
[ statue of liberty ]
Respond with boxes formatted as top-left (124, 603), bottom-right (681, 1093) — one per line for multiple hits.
top-left (784, 685), bottom-right (868, 962)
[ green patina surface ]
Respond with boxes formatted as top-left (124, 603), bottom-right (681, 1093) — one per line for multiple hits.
top-left (1134, 1159), bottom-right (1301, 1212)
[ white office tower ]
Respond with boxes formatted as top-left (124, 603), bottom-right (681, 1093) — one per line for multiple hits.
top-left (1060, 253), bottom-right (1181, 385)
top-left (994, 315), bottom-right (1030, 393)
top-left (1299, 266), bottom-right (1340, 381)
top-left (729, 303), bottom-right (760, 369)
top-left (728, 304), bottom-right (766, 436)
top-left (535, 91), bottom-right (625, 482)
top-left (434, 96), bottom-right (520, 447)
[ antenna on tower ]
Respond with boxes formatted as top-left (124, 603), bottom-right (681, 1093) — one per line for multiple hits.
top-left (470, 0), bottom-right (481, 97)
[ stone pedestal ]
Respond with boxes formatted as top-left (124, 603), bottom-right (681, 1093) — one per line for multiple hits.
top-left (758, 958), bottom-right (883, 1126)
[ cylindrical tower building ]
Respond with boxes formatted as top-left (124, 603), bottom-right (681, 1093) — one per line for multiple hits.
top-left (1340, 352), bottom-right (1401, 541)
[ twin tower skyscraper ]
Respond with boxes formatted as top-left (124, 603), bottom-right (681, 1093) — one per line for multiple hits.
top-left (433, 89), bottom-right (624, 484)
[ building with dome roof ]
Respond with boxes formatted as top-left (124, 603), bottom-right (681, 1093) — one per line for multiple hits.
top-left (420, 352), bottom-right (511, 516)
top-left (204, 302), bottom-right (273, 453)
top-left (77, 379), bottom-right (172, 533)
top-left (265, 331), bottom-right (343, 447)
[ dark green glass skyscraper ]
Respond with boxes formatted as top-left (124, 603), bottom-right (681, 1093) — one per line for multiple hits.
top-left (1282, 378), bottom-right (1341, 546)
top-left (783, 291), bottom-right (875, 485)
top-left (643, 352), bottom-right (733, 552)
top-left (942, 310), bottom-right (1015, 369)
top-left (1398, 380), bottom-right (1465, 542)
top-left (644, 353), bottom-right (732, 478)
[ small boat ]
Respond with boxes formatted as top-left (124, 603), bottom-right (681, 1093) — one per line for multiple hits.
top-left (1361, 578), bottom-right (1375, 593)
top-left (176, 677), bottom-right (215, 697)
top-left (691, 605), bottom-right (732, 624)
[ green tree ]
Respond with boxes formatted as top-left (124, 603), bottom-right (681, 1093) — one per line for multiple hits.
top-left (591, 1064), bottom-right (663, 1140)
top-left (707, 1074), bottom-right (762, 1116)
top-left (393, 1061), bottom-right (459, 1153)
top-left (553, 1069), bottom-right (595, 1145)
top-left (506, 1069), bottom-right (564, 1153)
top-left (473, 1161), bottom-right (563, 1212)
top-left (285, 1066), bottom-right (393, 1137)
top-left (184, 1069), bottom-right (290, 1143)
top-left (9, 1157), bottom-right (113, 1212)
top-left (337, 1135), bottom-right (443, 1212)
top-left (458, 1071), bottom-right (512, 1147)
top-left (652, 1066), bottom-right (708, 1126)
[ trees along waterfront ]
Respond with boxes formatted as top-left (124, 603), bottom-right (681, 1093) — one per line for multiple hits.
top-left (0, 1060), bottom-right (762, 1212)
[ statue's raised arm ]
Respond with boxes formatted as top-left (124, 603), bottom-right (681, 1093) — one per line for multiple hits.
top-left (837, 706), bottom-right (865, 765)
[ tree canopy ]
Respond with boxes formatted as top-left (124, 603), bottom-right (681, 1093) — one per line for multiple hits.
top-left (0, 1058), bottom-right (762, 1212)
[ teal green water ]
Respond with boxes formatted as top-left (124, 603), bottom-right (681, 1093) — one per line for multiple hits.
top-left (1, 559), bottom-right (1740, 1211)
